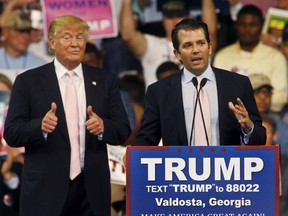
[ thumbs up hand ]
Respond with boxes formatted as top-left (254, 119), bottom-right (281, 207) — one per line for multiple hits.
top-left (42, 102), bottom-right (58, 133)
top-left (86, 105), bottom-right (104, 135)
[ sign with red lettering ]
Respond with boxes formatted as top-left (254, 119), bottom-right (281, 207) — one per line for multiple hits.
top-left (41, 0), bottom-right (117, 40)
top-left (126, 146), bottom-right (280, 216)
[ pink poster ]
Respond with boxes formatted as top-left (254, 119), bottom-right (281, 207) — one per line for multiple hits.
top-left (41, 0), bottom-right (118, 40)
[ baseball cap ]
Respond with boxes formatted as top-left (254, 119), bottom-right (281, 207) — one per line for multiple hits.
top-left (249, 74), bottom-right (273, 90)
top-left (2, 9), bottom-right (32, 31)
top-left (162, 0), bottom-right (189, 18)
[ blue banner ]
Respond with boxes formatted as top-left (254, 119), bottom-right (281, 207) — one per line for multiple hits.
top-left (126, 146), bottom-right (280, 216)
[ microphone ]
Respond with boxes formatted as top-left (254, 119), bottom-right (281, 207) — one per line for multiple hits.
top-left (190, 77), bottom-right (209, 146)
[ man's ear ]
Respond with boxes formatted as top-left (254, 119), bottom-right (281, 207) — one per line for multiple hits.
top-left (173, 49), bottom-right (181, 61)
top-left (208, 42), bottom-right (213, 55)
top-left (48, 39), bottom-right (56, 52)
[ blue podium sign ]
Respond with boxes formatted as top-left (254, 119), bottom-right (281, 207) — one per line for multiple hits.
top-left (126, 146), bottom-right (280, 216)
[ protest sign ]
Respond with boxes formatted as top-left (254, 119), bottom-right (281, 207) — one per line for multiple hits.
top-left (41, 0), bottom-right (118, 40)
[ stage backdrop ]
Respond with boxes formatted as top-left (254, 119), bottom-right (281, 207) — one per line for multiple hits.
top-left (126, 146), bottom-right (280, 216)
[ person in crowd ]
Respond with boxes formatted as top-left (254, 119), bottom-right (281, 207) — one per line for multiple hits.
top-left (280, 28), bottom-right (288, 61)
top-left (279, 102), bottom-right (288, 154)
top-left (121, 0), bottom-right (217, 88)
top-left (249, 73), bottom-right (288, 158)
top-left (259, 112), bottom-right (288, 216)
top-left (260, 0), bottom-right (288, 49)
top-left (82, 42), bottom-right (104, 68)
top-left (249, 73), bottom-right (274, 115)
top-left (123, 18), bottom-right (266, 157)
top-left (3, 15), bottom-right (131, 216)
top-left (0, 143), bottom-right (23, 216)
top-left (228, 0), bottom-right (275, 22)
top-left (0, 73), bottom-right (23, 216)
top-left (249, 73), bottom-right (288, 213)
top-left (83, 42), bottom-right (136, 130)
top-left (260, 113), bottom-right (277, 146)
top-left (0, 0), bottom-right (36, 27)
top-left (101, 36), bottom-right (143, 78)
top-left (0, 9), bottom-right (47, 81)
top-left (0, 0), bottom-right (54, 63)
top-left (119, 72), bottom-right (146, 145)
top-left (28, 8), bottom-right (55, 62)
top-left (213, 4), bottom-right (288, 113)
top-left (156, 61), bottom-right (180, 80)
top-left (280, 151), bottom-right (288, 216)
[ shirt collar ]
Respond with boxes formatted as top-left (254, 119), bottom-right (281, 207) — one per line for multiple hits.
top-left (54, 58), bottom-right (84, 80)
top-left (182, 65), bottom-right (215, 84)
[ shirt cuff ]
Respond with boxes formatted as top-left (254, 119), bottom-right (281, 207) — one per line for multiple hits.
top-left (242, 124), bottom-right (254, 144)
top-left (98, 133), bottom-right (103, 141)
top-left (43, 132), bottom-right (48, 140)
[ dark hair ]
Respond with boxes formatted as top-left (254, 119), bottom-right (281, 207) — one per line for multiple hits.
top-left (119, 74), bottom-right (145, 104)
top-left (282, 24), bottom-right (288, 42)
top-left (156, 61), bottom-right (179, 79)
top-left (171, 18), bottom-right (210, 51)
top-left (85, 42), bottom-right (102, 58)
top-left (237, 4), bottom-right (264, 24)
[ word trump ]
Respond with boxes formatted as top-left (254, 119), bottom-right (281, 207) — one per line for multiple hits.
top-left (140, 157), bottom-right (264, 181)
top-left (87, 20), bottom-right (111, 31)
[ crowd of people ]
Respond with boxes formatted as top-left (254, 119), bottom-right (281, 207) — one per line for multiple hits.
top-left (0, 0), bottom-right (287, 215)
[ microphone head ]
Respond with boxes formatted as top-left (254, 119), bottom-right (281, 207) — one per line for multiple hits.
top-left (200, 78), bottom-right (207, 88)
top-left (192, 77), bottom-right (198, 88)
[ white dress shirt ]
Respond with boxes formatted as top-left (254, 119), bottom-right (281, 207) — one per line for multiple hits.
top-left (182, 65), bottom-right (219, 146)
top-left (54, 59), bottom-right (86, 169)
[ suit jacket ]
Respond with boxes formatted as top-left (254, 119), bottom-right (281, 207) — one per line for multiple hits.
top-left (4, 62), bottom-right (131, 216)
top-left (134, 66), bottom-right (266, 146)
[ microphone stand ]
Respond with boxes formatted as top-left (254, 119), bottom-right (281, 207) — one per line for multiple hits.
top-left (190, 77), bottom-right (199, 146)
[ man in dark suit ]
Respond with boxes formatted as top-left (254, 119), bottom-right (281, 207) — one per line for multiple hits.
top-left (130, 18), bottom-right (266, 148)
top-left (4, 15), bottom-right (131, 216)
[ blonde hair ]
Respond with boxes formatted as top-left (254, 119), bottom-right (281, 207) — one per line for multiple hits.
top-left (48, 15), bottom-right (90, 41)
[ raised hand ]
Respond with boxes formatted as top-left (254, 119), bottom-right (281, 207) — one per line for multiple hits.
top-left (42, 102), bottom-right (58, 133)
top-left (86, 105), bottom-right (104, 135)
top-left (228, 98), bottom-right (253, 133)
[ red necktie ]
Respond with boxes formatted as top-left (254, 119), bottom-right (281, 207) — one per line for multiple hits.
top-left (65, 71), bottom-right (81, 179)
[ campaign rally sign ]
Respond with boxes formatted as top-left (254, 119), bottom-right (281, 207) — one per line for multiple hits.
top-left (126, 146), bottom-right (280, 216)
top-left (41, 0), bottom-right (117, 40)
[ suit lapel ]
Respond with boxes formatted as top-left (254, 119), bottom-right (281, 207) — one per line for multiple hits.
top-left (82, 65), bottom-right (98, 115)
top-left (167, 72), bottom-right (188, 145)
top-left (213, 67), bottom-right (230, 144)
top-left (41, 63), bottom-right (69, 143)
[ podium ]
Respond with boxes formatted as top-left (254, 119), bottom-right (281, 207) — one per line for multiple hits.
top-left (126, 146), bottom-right (280, 216)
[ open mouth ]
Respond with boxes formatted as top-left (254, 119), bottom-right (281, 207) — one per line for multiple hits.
top-left (192, 57), bottom-right (202, 63)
